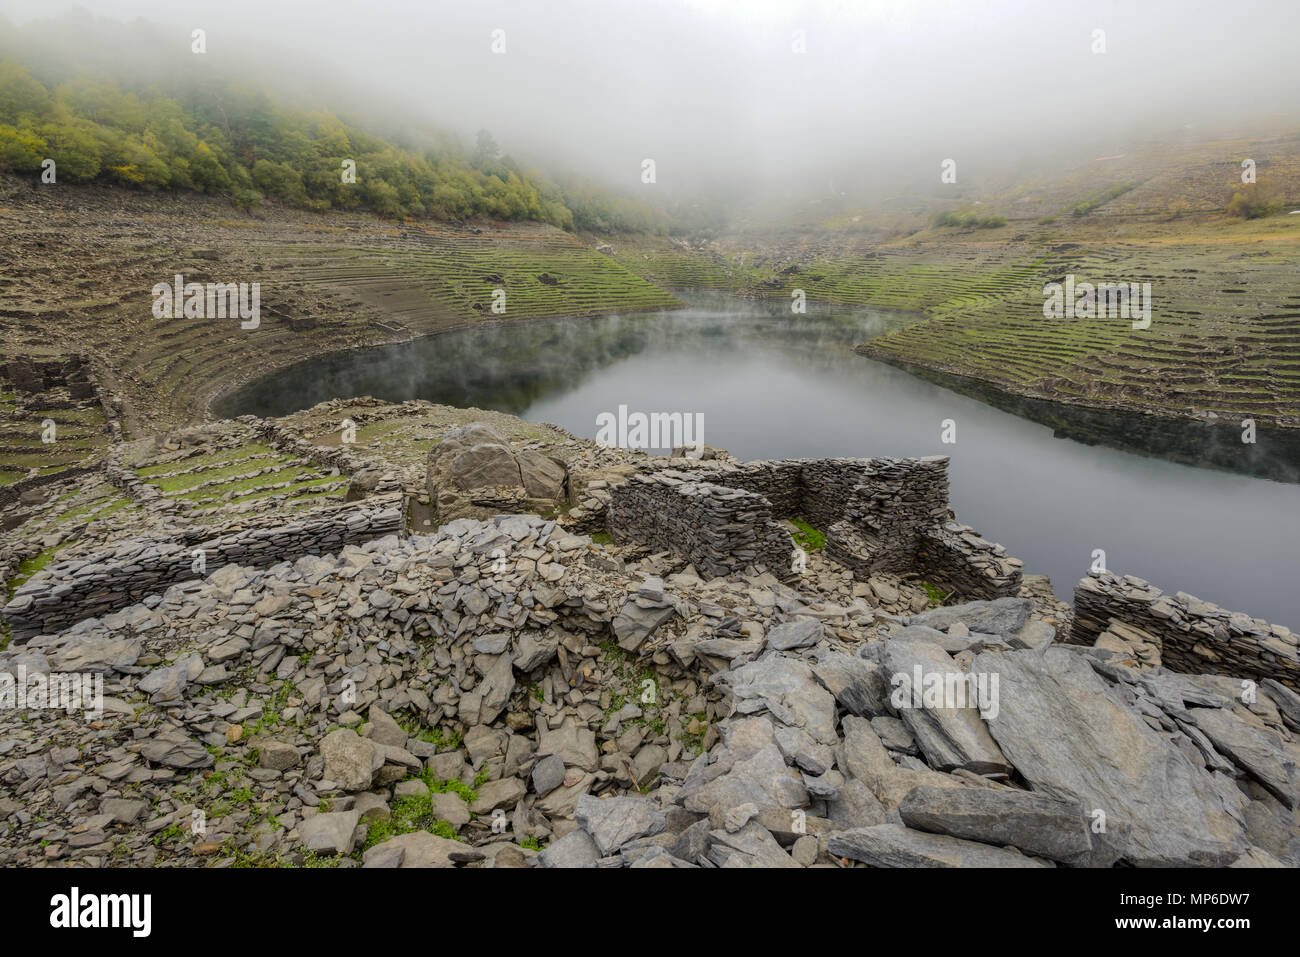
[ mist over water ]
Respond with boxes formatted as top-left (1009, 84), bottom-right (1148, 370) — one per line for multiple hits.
top-left (221, 294), bottom-right (1300, 626)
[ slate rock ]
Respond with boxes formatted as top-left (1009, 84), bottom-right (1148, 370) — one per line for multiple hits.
top-left (973, 647), bottom-right (1248, 866)
top-left (898, 784), bottom-right (1093, 865)
top-left (575, 794), bottom-right (667, 855)
top-left (829, 824), bottom-right (1050, 868)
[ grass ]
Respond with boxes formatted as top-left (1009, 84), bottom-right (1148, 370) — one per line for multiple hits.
top-left (357, 791), bottom-right (461, 855)
top-left (397, 717), bottom-right (462, 753)
top-left (7, 547), bottom-right (59, 598)
top-left (1067, 183), bottom-right (1137, 218)
top-left (921, 581), bottom-right (948, 607)
top-left (790, 518), bottom-right (825, 551)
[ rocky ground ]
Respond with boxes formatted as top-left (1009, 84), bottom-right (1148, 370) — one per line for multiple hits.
top-left (0, 396), bottom-right (1295, 868)
top-left (1, 504), bottom-right (1295, 868)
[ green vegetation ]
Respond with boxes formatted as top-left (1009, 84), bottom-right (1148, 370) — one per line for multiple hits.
top-left (7, 547), bottom-right (58, 598)
top-left (1067, 183), bottom-right (1136, 217)
top-left (789, 518), bottom-right (825, 551)
top-left (397, 717), bottom-right (463, 754)
top-left (921, 581), bottom-right (949, 608)
top-left (930, 209), bottom-right (1007, 230)
top-left (0, 25), bottom-right (665, 231)
top-left (359, 791), bottom-right (461, 854)
top-left (1226, 183), bottom-right (1284, 219)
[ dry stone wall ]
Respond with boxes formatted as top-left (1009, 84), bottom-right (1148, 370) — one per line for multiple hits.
top-left (1070, 571), bottom-right (1300, 688)
top-left (609, 454), bottom-right (1022, 599)
top-left (2, 495), bottom-right (404, 642)
top-left (608, 470), bottom-right (794, 580)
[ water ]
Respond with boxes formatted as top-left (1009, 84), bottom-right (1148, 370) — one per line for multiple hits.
top-left (218, 293), bottom-right (1300, 626)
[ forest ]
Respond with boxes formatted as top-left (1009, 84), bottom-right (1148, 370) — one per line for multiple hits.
top-left (0, 26), bottom-right (667, 232)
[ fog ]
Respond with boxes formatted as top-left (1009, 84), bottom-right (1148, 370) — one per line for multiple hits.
top-left (4, 0), bottom-right (1300, 212)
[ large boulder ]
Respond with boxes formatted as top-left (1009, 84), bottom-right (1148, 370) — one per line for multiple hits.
top-left (971, 647), bottom-right (1249, 866)
top-left (878, 631), bottom-right (1010, 774)
top-left (426, 422), bottom-right (568, 521)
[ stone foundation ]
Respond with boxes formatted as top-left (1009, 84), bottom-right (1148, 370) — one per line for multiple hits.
top-left (2, 495), bottom-right (405, 642)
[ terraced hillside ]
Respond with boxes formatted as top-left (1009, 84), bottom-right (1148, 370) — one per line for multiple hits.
top-left (857, 227), bottom-right (1300, 424)
top-left (601, 135), bottom-right (1300, 428)
top-left (127, 439), bottom-right (348, 523)
top-left (0, 356), bottom-right (116, 486)
top-left (0, 177), bottom-right (681, 434)
top-left (1, 417), bottom-right (354, 629)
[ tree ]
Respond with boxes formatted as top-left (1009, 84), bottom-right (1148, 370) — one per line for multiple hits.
top-left (0, 60), bottom-right (49, 123)
top-left (472, 128), bottom-right (500, 169)
top-left (0, 123), bottom-right (45, 171)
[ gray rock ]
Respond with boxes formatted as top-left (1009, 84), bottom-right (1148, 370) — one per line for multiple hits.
top-left (827, 777), bottom-right (888, 829)
top-left (706, 821), bottom-right (800, 868)
top-left (612, 597), bottom-right (676, 652)
top-left (258, 741), bottom-right (300, 771)
top-left (536, 716), bottom-right (598, 772)
top-left (810, 652), bottom-right (889, 717)
top-left (50, 636), bottom-right (140, 673)
top-left (470, 777), bottom-right (526, 815)
top-left (321, 728), bottom-right (382, 792)
top-left (575, 794), bottom-right (667, 855)
top-left (766, 618), bottom-right (824, 651)
top-left (299, 809), bottom-right (361, 856)
top-left (906, 597), bottom-right (1033, 636)
top-left (531, 753), bottom-right (566, 796)
top-left (678, 738), bottom-right (807, 817)
top-left (721, 655), bottom-right (839, 746)
top-left (880, 632), bottom-right (1009, 774)
top-left (430, 792), bottom-right (471, 828)
top-left (513, 631), bottom-right (559, 671)
top-left (1190, 708), bottom-right (1298, 810)
top-left (367, 706), bottom-right (408, 748)
top-left (538, 828), bottom-right (601, 868)
top-left (474, 652), bottom-right (516, 726)
top-left (829, 824), bottom-right (1050, 867)
top-left (1261, 679), bottom-right (1300, 732)
top-left (140, 733), bottom-right (213, 770)
top-left (630, 744), bottom-right (667, 788)
top-left (898, 785), bottom-right (1093, 864)
top-left (373, 830), bottom-right (464, 867)
top-left (100, 797), bottom-right (148, 825)
top-left (973, 647), bottom-right (1248, 866)
top-left (362, 842), bottom-right (405, 868)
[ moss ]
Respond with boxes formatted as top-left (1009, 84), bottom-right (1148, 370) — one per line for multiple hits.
top-left (790, 518), bottom-right (825, 551)
top-left (397, 716), bottom-right (462, 753)
top-left (358, 791), bottom-right (462, 854)
top-left (921, 581), bottom-right (949, 608)
top-left (7, 547), bottom-right (60, 599)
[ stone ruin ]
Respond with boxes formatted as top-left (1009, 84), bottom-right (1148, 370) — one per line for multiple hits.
top-left (1069, 570), bottom-right (1300, 690)
top-left (608, 455), bottom-right (1024, 598)
top-left (2, 496), bottom-right (405, 643)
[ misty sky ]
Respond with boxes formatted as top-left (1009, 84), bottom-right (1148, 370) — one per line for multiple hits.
top-left (4, 0), bottom-right (1299, 201)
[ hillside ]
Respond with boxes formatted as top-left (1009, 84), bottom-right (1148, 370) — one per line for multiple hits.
top-left (600, 127), bottom-right (1300, 429)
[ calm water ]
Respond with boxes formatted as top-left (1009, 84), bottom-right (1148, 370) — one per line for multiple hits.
top-left (219, 294), bottom-right (1300, 625)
